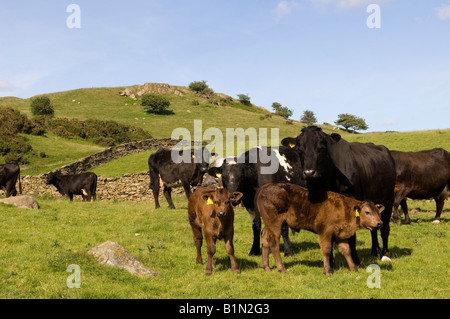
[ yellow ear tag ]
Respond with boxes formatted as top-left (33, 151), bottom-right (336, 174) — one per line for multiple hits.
top-left (289, 143), bottom-right (295, 148)
top-left (215, 173), bottom-right (222, 179)
top-left (192, 154), bottom-right (195, 158)
top-left (206, 197), bottom-right (213, 205)
top-left (355, 208), bottom-right (360, 217)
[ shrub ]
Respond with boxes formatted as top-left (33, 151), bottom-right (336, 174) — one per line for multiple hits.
top-left (30, 96), bottom-right (54, 117)
top-left (5, 152), bottom-right (28, 165)
top-left (141, 94), bottom-right (172, 114)
top-left (189, 80), bottom-right (209, 94)
top-left (237, 94), bottom-right (251, 106)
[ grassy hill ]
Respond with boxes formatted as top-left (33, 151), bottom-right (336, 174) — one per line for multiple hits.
top-left (1, 83), bottom-right (449, 175)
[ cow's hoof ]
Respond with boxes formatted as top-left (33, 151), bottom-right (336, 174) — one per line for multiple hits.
top-left (381, 256), bottom-right (391, 262)
top-left (432, 220), bottom-right (441, 224)
top-left (284, 250), bottom-right (295, 257)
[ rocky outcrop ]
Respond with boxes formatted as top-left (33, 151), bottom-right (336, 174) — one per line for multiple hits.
top-left (0, 195), bottom-right (39, 209)
top-left (87, 241), bottom-right (157, 277)
top-left (119, 83), bottom-right (189, 100)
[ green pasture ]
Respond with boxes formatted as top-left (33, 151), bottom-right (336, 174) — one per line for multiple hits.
top-left (0, 195), bottom-right (448, 299)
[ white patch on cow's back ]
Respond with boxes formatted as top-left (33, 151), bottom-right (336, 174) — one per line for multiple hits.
top-left (272, 149), bottom-right (292, 180)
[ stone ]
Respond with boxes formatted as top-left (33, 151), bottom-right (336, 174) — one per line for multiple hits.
top-left (87, 241), bottom-right (157, 277)
top-left (0, 195), bottom-right (40, 209)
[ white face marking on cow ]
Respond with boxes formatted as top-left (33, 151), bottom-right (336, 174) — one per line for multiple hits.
top-left (273, 149), bottom-right (292, 180)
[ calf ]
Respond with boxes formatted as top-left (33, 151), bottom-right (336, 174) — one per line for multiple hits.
top-left (188, 186), bottom-right (243, 275)
top-left (257, 182), bottom-right (384, 276)
top-left (0, 163), bottom-right (22, 197)
top-left (46, 171), bottom-right (97, 201)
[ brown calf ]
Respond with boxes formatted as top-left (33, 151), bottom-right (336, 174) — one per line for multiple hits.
top-left (256, 182), bottom-right (384, 276)
top-left (188, 186), bottom-right (243, 275)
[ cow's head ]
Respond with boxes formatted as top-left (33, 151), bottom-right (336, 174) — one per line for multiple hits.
top-left (281, 126), bottom-right (350, 189)
top-left (191, 147), bottom-right (216, 173)
top-left (202, 187), bottom-right (243, 218)
top-left (208, 159), bottom-right (253, 196)
top-left (46, 171), bottom-right (61, 185)
top-left (356, 201), bottom-right (384, 230)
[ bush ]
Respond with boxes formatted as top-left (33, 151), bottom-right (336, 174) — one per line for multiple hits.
top-left (189, 80), bottom-right (209, 93)
top-left (4, 152), bottom-right (28, 165)
top-left (30, 96), bottom-right (54, 117)
top-left (141, 94), bottom-right (172, 114)
top-left (237, 94), bottom-right (251, 106)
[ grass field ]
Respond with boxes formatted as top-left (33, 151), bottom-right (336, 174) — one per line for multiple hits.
top-left (0, 194), bottom-right (448, 299)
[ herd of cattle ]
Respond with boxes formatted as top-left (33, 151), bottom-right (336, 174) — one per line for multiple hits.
top-left (1, 126), bottom-right (449, 276)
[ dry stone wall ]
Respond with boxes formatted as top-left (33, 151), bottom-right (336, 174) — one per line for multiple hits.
top-left (1, 138), bottom-right (201, 201)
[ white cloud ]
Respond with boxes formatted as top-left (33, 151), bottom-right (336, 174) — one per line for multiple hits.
top-left (436, 5), bottom-right (450, 20)
top-left (273, 1), bottom-right (299, 19)
top-left (309, 0), bottom-right (390, 8)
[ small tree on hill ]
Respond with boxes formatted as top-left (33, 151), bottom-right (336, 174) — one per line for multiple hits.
top-left (141, 94), bottom-right (172, 114)
top-left (300, 110), bottom-right (317, 125)
top-left (189, 80), bottom-right (209, 93)
top-left (237, 94), bottom-right (251, 106)
top-left (31, 96), bottom-right (54, 117)
top-left (335, 113), bottom-right (368, 133)
top-left (271, 102), bottom-right (293, 119)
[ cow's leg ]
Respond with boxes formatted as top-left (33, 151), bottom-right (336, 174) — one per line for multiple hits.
top-left (149, 170), bottom-right (161, 209)
top-left (281, 221), bottom-right (294, 257)
top-left (68, 193), bottom-right (74, 201)
top-left (400, 199), bottom-right (410, 224)
top-left (392, 187), bottom-right (409, 225)
top-left (249, 214), bottom-right (261, 256)
top-left (336, 239), bottom-right (358, 272)
top-left (370, 230), bottom-right (381, 258)
top-left (380, 222), bottom-right (391, 261)
top-left (433, 193), bottom-right (446, 223)
top-left (261, 228), bottom-right (271, 271)
top-left (318, 233), bottom-right (333, 276)
top-left (190, 224), bottom-right (203, 265)
top-left (163, 186), bottom-right (176, 209)
top-left (269, 227), bottom-right (286, 273)
top-left (205, 236), bottom-right (216, 276)
top-left (348, 234), bottom-right (360, 265)
top-left (225, 235), bottom-right (240, 274)
top-left (181, 180), bottom-right (192, 200)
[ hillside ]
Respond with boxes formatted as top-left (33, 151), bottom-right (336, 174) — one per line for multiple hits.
top-left (1, 83), bottom-right (449, 175)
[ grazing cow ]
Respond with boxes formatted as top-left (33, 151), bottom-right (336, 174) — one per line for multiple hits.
top-left (257, 182), bottom-right (384, 276)
top-left (188, 186), bottom-right (243, 275)
top-left (0, 163), bottom-right (22, 197)
top-left (201, 156), bottom-right (237, 188)
top-left (148, 147), bottom-right (215, 209)
top-left (46, 171), bottom-right (97, 201)
top-left (208, 146), bottom-right (306, 256)
top-left (282, 126), bottom-right (396, 262)
top-left (390, 148), bottom-right (450, 224)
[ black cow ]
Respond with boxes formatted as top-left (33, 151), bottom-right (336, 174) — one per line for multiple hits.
top-left (46, 171), bottom-right (97, 201)
top-left (391, 148), bottom-right (450, 224)
top-left (0, 163), bottom-right (22, 197)
top-left (282, 126), bottom-right (396, 262)
top-left (208, 146), bottom-right (306, 256)
top-left (148, 147), bottom-right (215, 209)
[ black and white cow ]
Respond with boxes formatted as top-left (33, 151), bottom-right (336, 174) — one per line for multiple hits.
top-left (0, 163), bottom-right (22, 197)
top-left (208, 146), bottom-right (306, 256)
top-left (46, 171), bottom-right (97, 201)
top-left (148, 147), bottom-right (216, 209)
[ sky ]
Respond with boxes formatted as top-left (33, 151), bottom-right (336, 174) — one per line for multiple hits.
top-left (1, 0), bottom-right (449, 132)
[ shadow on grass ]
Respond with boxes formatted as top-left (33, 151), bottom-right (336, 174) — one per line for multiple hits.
top-left (214, 256), bottom-right (259, 272)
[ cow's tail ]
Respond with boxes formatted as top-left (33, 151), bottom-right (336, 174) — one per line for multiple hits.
top-left (92, 174), bottom-right (97, 201)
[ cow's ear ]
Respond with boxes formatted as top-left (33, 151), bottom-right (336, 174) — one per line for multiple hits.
top-left (230, 192), bottom-right (243, 205)
top-left (202, 194), bottom-right (214, 205)
top-left (330, 133), bottom-right (341, 142)
top-left (281, 137), bottom-right (296, 148)
top-left (208, 166), bottom-right (222, 178)
top-left (376, 204), bottom-right (385, 215)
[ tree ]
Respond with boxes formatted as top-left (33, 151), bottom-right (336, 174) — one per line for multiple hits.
top-left (237, 94), bottom-right (251, 106)
top-left (300, 110), bottom-right (317, 125)
top-left (189, 80), bottom-right (210, 94)
top-left (271, 102), bottom-right (293, 119)
top-left (335, 113), bottom-right (368, 133)
top-left (141, 94), bottom-right (172, 114)
top-left (31, 96), bottom-right (54, 117)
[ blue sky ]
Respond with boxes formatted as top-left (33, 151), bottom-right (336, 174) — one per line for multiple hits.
top-left (1, 0), bottom-right (449, 132)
